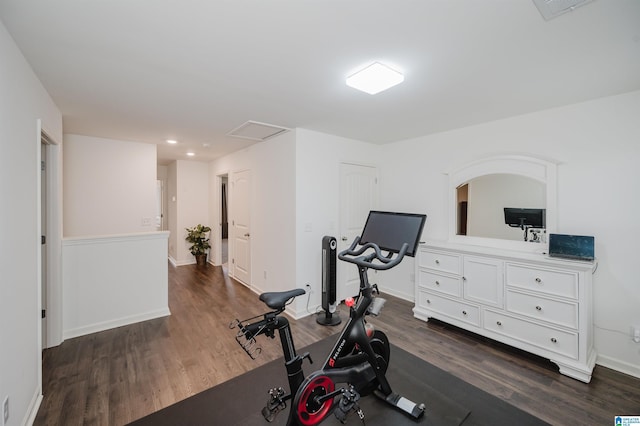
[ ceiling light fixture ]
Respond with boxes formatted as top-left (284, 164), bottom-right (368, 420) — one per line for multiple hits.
top-left (166, 139), bottom-right (178, 144)
top-left (186, 152), bottom-right (195, 157)
top-left (346, 62), bottom-right (404, 95)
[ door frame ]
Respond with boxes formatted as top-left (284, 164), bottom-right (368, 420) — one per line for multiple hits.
top-left (38, 121), bottom-right (63, 350)
top-left (213, 171), bottom-right (229, 266)
top-left (229, 169), bottom-right (252, 286)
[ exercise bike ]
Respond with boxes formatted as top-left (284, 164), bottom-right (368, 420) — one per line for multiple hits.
top-left (231, 211), bottom-right (427, 425)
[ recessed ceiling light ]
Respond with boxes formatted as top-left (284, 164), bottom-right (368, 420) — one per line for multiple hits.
top-left (166, 139), bottom-right (178, 144)
top-left (346, 62), bottom-right (404, 95)
top-left (186, 152), bottom-right (195, 157)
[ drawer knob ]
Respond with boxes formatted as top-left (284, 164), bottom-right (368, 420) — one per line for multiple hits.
top-left (435, 280), bottom-right (440, 286)
top-left (435, 259), bottom-right (440, 264)
top-left (536, 305), bottom-right (542, 311)
top-left (496, 321), bottom-right (502, 326)
top-left (426, 299), bottom-right (431, 304)
top-left (550, 337), bottom-right (557, 343)
top-left (462, 310), bottom-right (467, 316)
top-left (535, 277), bottom-right (542, 283)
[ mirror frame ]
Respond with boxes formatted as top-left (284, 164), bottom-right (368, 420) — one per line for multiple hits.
top-left (448, 154), bottom-right (558, 252)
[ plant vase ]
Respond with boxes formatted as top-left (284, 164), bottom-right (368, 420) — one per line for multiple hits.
top-left (195, 253), bottom-right (207, 266)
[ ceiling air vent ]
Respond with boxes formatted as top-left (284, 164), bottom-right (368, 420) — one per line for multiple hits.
top-left (532, 0), bottom-right (595, 20)
top-left (227, 120), bottom-right (290, 141)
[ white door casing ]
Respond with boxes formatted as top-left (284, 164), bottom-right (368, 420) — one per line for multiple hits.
top-left (232, 169), bottom-right (251, 286)
top-left (338, 163), bottom-right (378, 301)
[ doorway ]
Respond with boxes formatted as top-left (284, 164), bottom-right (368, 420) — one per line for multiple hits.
top-left (156, 180), bottom-right (168, 231)
top-left (231, 169), bottom-right (251, 286)
top-left (41, 140), bottom-right (48, 348)
top-left (220, 174), bottom-right (228, 265)
top-left (38, 125), bottom-right (61, 349)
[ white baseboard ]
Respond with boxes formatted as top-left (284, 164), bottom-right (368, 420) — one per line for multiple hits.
top-left (63, 307), bottom-right (171, 340)
top-left (289, 303), bottom-right (322, 320)
top-left (379, 287), bottom-right (415, 303)
top-left (596, 354), bottom-right (640, 379)
top-left (170, 257), bottom-right (219, 267)
top-left (170, 257), bottom-right (197, 267)
top-left (23, 387), bottom-right (42, 426)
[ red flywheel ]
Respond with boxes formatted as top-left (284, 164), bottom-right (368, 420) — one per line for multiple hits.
top-left (296, 375), bottom-right (335, 425)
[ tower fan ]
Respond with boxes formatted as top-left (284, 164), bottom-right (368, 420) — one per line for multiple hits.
top-left (316, 236), bottom-right (341, 326)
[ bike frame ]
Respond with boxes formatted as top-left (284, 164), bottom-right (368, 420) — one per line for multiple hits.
top-left (284, 271), bottom-right (384, 415)
top-left (319, 265), bottom-right (391, 394)
top-left (233, 236), bottom-right (426, 425)
top-left (235, 262), bottom-right (387, 426)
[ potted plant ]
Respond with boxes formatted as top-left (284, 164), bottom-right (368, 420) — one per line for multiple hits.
top-left (185, 224), bottom-right (212, 266)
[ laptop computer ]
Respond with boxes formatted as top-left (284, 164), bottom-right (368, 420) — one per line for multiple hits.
top-left (548, 233), bottom-right (595, 261)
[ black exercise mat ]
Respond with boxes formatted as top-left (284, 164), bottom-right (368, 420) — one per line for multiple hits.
top-left (128, 337), bottom-right (548, 426)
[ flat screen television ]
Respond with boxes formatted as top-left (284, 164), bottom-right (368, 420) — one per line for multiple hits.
top-left (359, 211), bottom-right (426, 257)
top-left (504, 207), bottom-right (546, 229)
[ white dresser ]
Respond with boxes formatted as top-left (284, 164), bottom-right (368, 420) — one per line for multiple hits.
top-left (414, 241), bottom-right (597, 382)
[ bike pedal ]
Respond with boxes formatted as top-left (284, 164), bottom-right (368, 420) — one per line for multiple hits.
top-left (262, 387), bottom-right (287, 422)
top-left (335, 386), bottom-right (362, 423)
top-left (261, 404), bottom-right (284, 423)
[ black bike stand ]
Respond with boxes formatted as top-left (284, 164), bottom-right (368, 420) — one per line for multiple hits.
top-left (316, 310), bottom-right (341, 326)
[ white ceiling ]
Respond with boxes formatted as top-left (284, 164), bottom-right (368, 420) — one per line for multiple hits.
top-left (1, 1), bottom-right (639, 165)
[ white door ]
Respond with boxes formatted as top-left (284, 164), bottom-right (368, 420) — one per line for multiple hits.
top-left (338, 163), bottom-right (378, 301)
top-left (232, 170), bottom-right (251, 286)
top-left (41, 142), bottom-right (47, 348)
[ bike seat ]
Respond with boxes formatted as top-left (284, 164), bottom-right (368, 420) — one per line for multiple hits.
top-left (259, 288), bottom-right (305, 310)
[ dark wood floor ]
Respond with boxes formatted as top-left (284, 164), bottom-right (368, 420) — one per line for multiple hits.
top-left (35, 263), bottom-right (640, 425)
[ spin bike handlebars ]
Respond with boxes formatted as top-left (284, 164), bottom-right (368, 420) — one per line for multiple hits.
top-left (338, 237), bottom-right (408, 271)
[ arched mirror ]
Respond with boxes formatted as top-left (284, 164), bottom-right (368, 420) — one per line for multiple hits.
top-left (448, 155), bottom-right (557, 251)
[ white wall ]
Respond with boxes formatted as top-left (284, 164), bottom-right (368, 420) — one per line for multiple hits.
top-left (62, 232), bottom-right (170, 339)
top-left (63, 134), bottom-right (157, 237)
top-left (0, 19), bottom-right (62, 426)
top-left (378, 90), bottom-right (640, 376)
top-left (171, 160), bottom-right (210, 265)
top-left (294, 129), bottom-right (380, 314)
top-left (61, 135), bottom-right (170, 346)
top-left (209, 129), bottom-right (379, 317)
top-left (251, 132), bottom-right (297, 294)
top-left (208, 134), bottom-right (297, 296)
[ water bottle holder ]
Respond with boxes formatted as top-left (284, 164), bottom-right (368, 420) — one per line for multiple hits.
top-left (367, 297), bottom-right (386, 316)
top-left (230, 318), bottom-right (264, 359)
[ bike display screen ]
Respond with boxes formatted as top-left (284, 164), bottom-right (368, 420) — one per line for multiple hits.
top-left (359, 211), bottom-right (426, 257)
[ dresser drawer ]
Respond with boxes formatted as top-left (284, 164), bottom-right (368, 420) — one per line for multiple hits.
top-left (418, 250), bottom-right (462, 275)
top-left (506, 263), bottom-right (578, 299)
top-left (418, 291), bottom-right (480, 326)
top-left (418, 270), bottom-right (461, 297)
top-left (506, 290), bottom-right (578, 329)
top-left (484, 310), bottom-right (578, 359)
